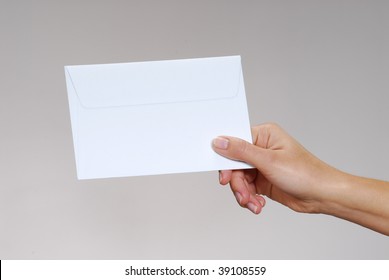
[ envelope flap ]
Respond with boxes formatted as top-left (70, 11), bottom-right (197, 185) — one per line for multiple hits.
top-left (65, 56), bottom-right (242, 108)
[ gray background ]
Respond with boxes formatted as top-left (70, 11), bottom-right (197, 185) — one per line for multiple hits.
top-left (1, 0), bottom-right (388, 259)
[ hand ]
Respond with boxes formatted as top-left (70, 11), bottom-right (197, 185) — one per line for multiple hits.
top-left (212, 123), bottom-right (341, 215)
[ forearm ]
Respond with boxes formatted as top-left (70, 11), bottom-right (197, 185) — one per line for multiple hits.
top-left (321, 171), bottom-right (389, 236)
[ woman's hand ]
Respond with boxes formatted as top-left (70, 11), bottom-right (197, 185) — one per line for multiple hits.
top-left (212, 123), bottom-right (340, 214)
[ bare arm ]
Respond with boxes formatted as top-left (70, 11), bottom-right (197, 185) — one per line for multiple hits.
top-left (323, 173), bottom-right (389, 235)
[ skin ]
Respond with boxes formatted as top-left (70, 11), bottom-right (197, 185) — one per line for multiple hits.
top-left (212, 123), bottom-right (389, 236)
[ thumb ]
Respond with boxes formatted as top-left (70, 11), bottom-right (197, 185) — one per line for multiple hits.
top-left (212, 136), bottom-right (269, 168)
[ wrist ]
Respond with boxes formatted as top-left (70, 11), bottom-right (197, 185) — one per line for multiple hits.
top-left (316, 168), bottom-right (352, 216)
top-left (317, 169), bottom-right (375, 224)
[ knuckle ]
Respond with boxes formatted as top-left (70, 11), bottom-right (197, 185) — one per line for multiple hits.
top-left (263, 122), bottom-right (280, 130)
top-left (237, 139), bottom-right (249, 155)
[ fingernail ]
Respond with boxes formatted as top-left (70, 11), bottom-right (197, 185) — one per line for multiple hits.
top-left (247, 202), bottom-right (258, 214)
top-left (213, 137), bottom-right (229, 150)
top-left (235, 192), bottom-right (243, 204)
top-left (218, 171), bottom-right (222, 183)
top-left (256, 195), bottom-right (265, 207)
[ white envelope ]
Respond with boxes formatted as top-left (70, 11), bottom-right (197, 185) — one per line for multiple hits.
top-left (65, 56), bottom-right (252, 179)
